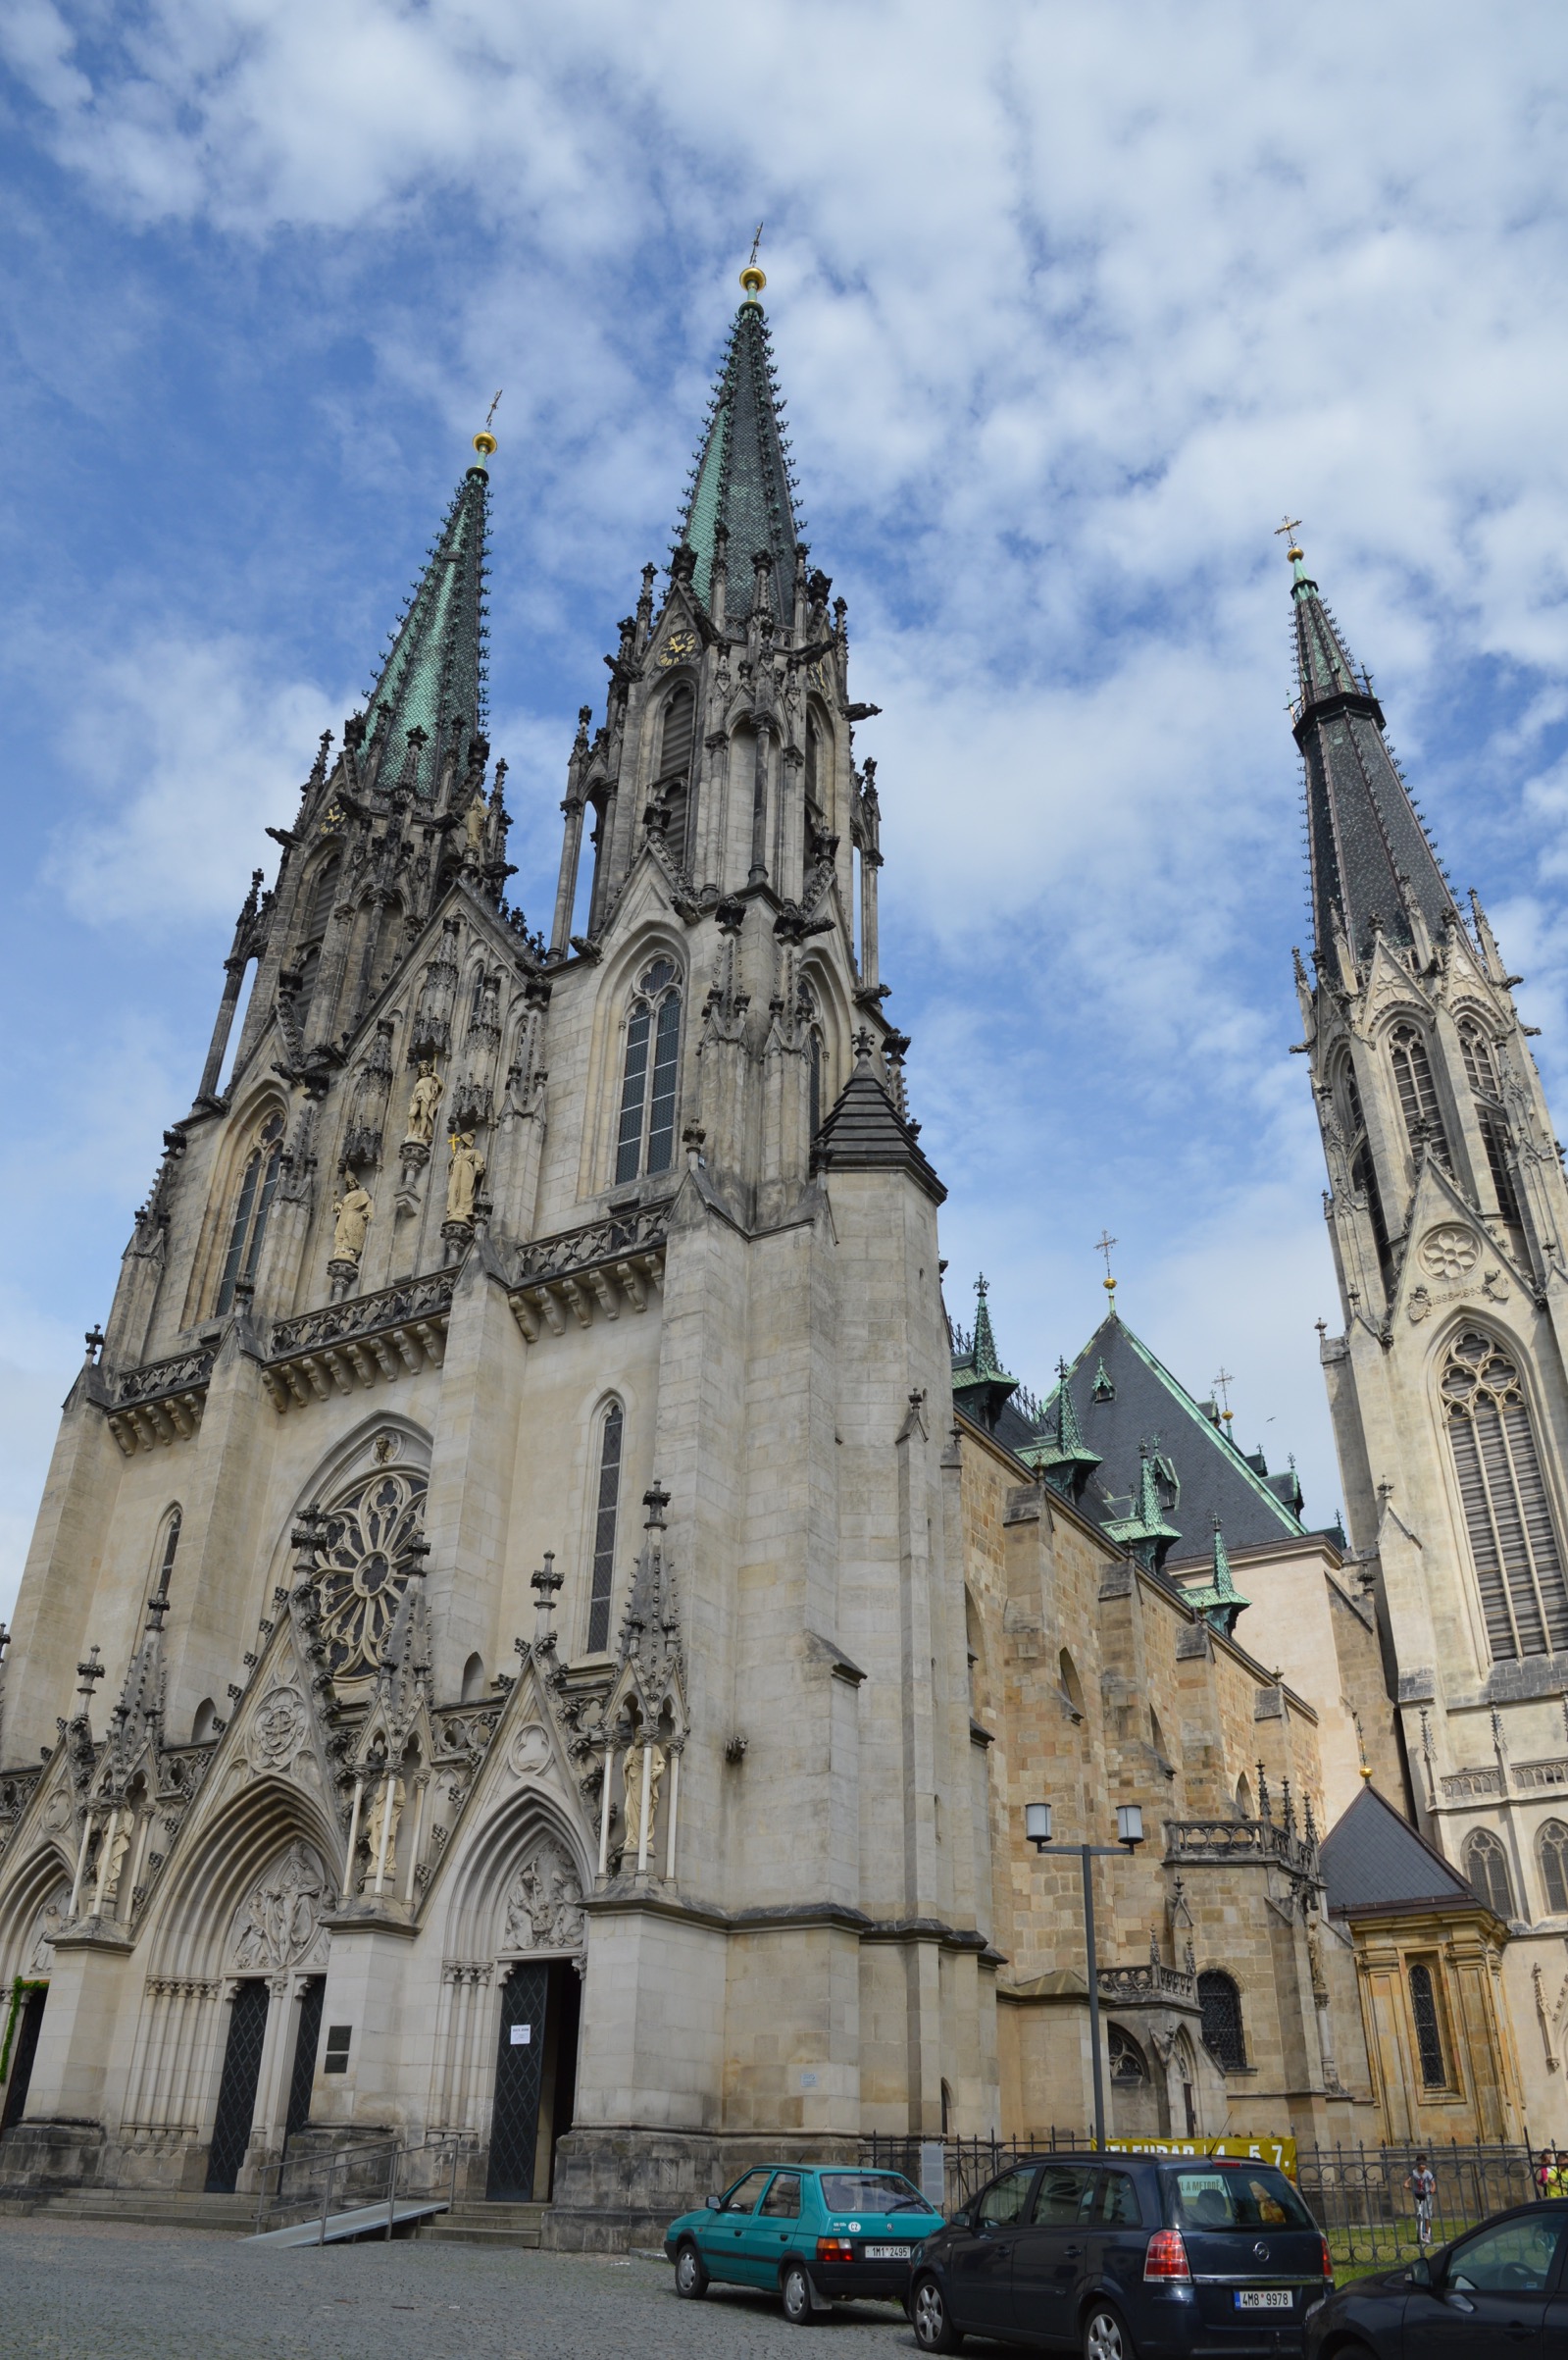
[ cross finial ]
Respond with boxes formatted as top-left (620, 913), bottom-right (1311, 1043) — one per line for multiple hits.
top-left (484, 388), bottom-right (502, 432)
top-left (1213, 1367), bottom-right (1235, 1426)
top-left (975, 1272), bottom-right (988, 1299)
top-left (748, 222), bottom-right (765, 270)
top-left (1095, 1229), bottom-right (1118, 1308)
top-left (1275, 514), bottom-right (1303, 542)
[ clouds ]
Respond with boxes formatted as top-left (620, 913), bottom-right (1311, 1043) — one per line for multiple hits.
top-left (3, 0), bottom-right (1568, 1601)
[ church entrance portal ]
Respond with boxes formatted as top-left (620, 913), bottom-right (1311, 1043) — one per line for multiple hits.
top-left (0, 1985), bottom-right (46, 2136)
top-left (486, 1958), bottom-right (580, 2200)
top-left (284, 1976), bottom-right (325, 2148)
top-left (205, 1980), bottom-right (270, 2192)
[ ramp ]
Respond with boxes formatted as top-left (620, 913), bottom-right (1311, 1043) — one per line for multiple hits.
top-left (249, 2196), bottom-right (449, 2246)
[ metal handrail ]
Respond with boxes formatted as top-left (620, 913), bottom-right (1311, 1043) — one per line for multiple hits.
top-left (252, 2130), bottom-right (467, 2239)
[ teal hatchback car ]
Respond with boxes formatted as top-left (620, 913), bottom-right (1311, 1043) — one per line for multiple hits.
top-left (664, 2163), bottom-right (946, 2324)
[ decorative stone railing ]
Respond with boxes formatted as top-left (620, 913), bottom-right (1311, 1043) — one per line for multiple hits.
top-left (263, 1273), bottom-right (455, 1412)
top-left (1441, 1765), bottom-right (1506, 1800)
top-left (1165, 1819), bottom-right (1319, 1873)
top-left (1511, 1758), bottom-right (1568, 1792)
top-left (1097, 1961), bottom-right (1196, 2006)
top-left (508, 1204), bottom-right (669, 1342)
top-left (107, 1349), bottom-right (216, 1455)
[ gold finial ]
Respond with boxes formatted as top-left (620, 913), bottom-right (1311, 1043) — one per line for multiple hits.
top-left (739, 221), bottom-right (767, 298)
top-left (1213, 1367), bottom-right (1235, 1430)
top-left (473, 388), bottom-right (502, 460)
top-left (1275, 512), bottom-right (1304, 562)
top-left (1095, 1229), bottom-right (1118, 1312)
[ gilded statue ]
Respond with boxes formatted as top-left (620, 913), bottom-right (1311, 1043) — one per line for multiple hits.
top-left (446, 1133), bottom-right (485, 1225)
top-left (404, 1060), bottom-right (444, 1148)
top-left (622, 1742), bottom-right (667, 1852)
top-left (331, 1172), bottom-right (373, 1262)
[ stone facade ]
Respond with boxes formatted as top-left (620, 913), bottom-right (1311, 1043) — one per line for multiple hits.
top-left (0, 295), bottom-right (1407, 2236)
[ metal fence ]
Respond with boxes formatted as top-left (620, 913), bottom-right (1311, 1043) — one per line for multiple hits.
top-left (862, 2131), bottom-right (1543, 2267)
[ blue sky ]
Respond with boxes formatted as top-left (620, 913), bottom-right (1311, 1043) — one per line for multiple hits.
top-left (5, 1), bottom-right (1568, 1616)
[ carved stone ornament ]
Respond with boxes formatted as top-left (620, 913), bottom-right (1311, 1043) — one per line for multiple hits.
top-left (230, 1840), bottom-right (328, 1971)
top-left (503, 1837), bottom-right (585, 1952)
top-left (1407, 1285), bottom-right (1433, 1324)
top-left (312, 1466), bottom-right (430, 1680)
top-left (1420, 1225), bottom-right (1480, 1281)
top-left (246, 1685), bottom-right (309, 1774)
top-left (508, 1721), bottom-right (552, 1778)
top-left (27, 1883), bottom-right (70, 1973)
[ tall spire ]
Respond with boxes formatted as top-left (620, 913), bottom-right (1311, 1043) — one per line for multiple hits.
top-left (1286, 535), bottom-right (1457, 964)
top-left (679, 264), bottom-right (802, 620)
top-left (360, 432), bottom-right (494, 797)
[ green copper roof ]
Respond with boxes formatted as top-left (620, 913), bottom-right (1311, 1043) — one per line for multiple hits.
top-left (360, 459), bottom-right (491, 796)
top-left (680, 300), bottom-right (801, 619)
top-left (951, 1274), bottom-right (1020, 1433)
top-left (1102, 1440), bottom-right (1184, 1570)
top-left (1184, 1516), bottom-right (1251, 1637)
top-left (1021, 1357), bottom-right (1102, 1490)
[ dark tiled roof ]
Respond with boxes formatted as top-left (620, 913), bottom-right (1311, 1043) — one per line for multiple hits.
top-left (813, 1063), bottom-right (945, 1205)
top-left (681, 300), bottom-right (800, 621)
top-left (1320, 1783), bottom-right (1473, 1915)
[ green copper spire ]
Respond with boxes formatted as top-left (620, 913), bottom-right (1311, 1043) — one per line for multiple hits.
top-left (951, 1274), bottom-right (1020, 1434)
top-left (358, 436), bottom-right (493, 797)
top-left (680, 274), bottom-right (801, 620)
top-left (1184, 1515), bottom-right (1250, 1638)
top-left (1102, 1439), bottom-right (1183, 1573)
top-left (1021, 1358), bottom-right (1102, 1501)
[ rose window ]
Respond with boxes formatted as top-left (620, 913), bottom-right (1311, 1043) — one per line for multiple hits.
top-left (313, 1468), bottom-right (429, 1679)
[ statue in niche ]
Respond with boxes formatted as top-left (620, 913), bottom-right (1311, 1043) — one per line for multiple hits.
top-left (28, 1886), bottom-right (68, 1970)
top-left (464, 795), bottom-right (486, 857)
top-left (360, 1776), bottom-right (406, 1888)
top-left (99, 1820), bottom-right (132, 1905)
top-left (331, 1172), bottom-right (373, 1263)
top-left (403, 1061), bottom-right (444, 1148)
top-left (445, 1134), bottom-right (485, 1224)
top-left (622, 1742), bottom-right (667, 1851)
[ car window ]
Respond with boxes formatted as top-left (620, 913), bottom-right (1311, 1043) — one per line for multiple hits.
top-left (1449, 2217), bottom-right (1563, 2294)
top-left (1093, 2172), bottom-right (1143, 2228)
top-left (761, 2173), bottom-right (802, 2220)
top-left (1031, 2166), bottom-right (1099, 2227)
top-left (722, 2169), bottom-right (775, 2214)
top-left (820, 2173), bottom-right (930, 2215)
top-left (976, 2168), bottom-right (1036, 2227)
top-left (1165, 2169), bottom-right (1315, 2232)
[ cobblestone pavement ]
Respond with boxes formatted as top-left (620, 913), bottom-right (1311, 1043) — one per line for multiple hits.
top-left (0, 2219), bottom-right (950, 2360)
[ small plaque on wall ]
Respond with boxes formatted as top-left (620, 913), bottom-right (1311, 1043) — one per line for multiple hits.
top-left (510, 2024), bottom-right (531, 2045)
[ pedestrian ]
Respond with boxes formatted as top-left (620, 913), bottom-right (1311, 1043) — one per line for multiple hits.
top-left (1405, 2153), bottom-right (1437, 2247)
top-left (1537, 2147), bottom-right (1557, 2199)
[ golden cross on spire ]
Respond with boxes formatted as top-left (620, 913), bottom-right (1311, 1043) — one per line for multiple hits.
top-left (473, 388), bottom-right (502, 461)
top-left (1213, 1366), bottom-right (1236, 1427)
top-left (1095, 1229), bottom-right (1118, 1309)
top-left (1274, 514), bottom-right (1302, 541)
top-left (748, 222), bottom-right (765, 269)
top-left (484, 388), bottom-right (503, 432)
top-left (740, 224), bottom-right (767, 298)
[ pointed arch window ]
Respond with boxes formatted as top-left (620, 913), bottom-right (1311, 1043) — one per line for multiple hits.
top-left (1407, 1961), bottom-right (1448, 2086)
top-left (809, 1027), bottom-right (825, 1140)
top-left (1336, 1053), bottom-right (1393, 1288)
top-left (1442, 1329), bottom-right (1568, 1661)
top-left (585, 1401), bottom-right (625, 1654)
top-left (1389, 1022), bottom-right (1449, 1164)
top-left (304, 852), bottom-right (342, 943)
top-left (655, 686), bottom-right (695, 866)
top-left (615, 959), bottom-right (682, 1184)
top-left (804, 711), bottom-right (829, 820)
top-left (1463, 1826), bottom-right (1515, 1920)
top-left (1197, 1970), bottom-right (1246, 2071)
top-left (1540, 1821), bottom-right (1568, 1915)
top-left (1459, 1019), bottom-right (1523, 1228)
top-left (149, 1507), bottom-right (182, 1607)
top-left (215, 1111), bottom-right (285, 1313)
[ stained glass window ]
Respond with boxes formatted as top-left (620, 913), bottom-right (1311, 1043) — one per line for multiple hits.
top-left (1443, 1330), bottom-right (1568, 1661)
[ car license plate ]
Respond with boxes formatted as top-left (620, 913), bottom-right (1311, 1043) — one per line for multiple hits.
top-left (1236, 2290), bottom-right (1291, 2310)
top-left (863, 2244), bottom-right (911, 2260)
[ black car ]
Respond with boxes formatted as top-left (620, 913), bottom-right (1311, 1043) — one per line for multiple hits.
top-left (1304, 2197), bottom-right (1568, 2357)
top-left (908, 2151), bottom-right (1332, 2356)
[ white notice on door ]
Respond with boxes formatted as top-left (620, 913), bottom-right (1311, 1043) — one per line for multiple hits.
top-left (510, 2024), bottom-right (531, 2045)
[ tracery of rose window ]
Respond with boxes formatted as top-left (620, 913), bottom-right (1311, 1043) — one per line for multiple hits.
top-left (311, 1468), bottom-right (430, 1679)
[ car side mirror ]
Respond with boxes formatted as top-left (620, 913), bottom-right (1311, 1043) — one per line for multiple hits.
top-left (705, 2195), bottom-right (723, 2212)
top-left (1405, 2256), bottom-right (1432, 2288)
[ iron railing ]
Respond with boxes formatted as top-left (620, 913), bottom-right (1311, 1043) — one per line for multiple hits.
top-left (1294, 2139), bottom-right (1540, 2267)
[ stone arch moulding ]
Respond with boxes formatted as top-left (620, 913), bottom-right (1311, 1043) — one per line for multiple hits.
top-left (440, 1782), bottom-right (593, 1969)
top-left (1423, 1310), bottom-right (1568, 1678)
top-left (143, 1775), bottom-right (341, 1987)
top-left (180, 1085), bottom-right (291, 1327)
top-left (579, 924), bottom-right (689, 1200)
top-left (0, 1845), bottom-right (75, 1984)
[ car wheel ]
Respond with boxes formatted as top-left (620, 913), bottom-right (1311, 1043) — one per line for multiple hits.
top-left (911, 2274), bottom-right (965, 2352)
top-left (1083, 2302), bottom-right (1137, 2360)
top-left (782, 2262), bottom-right (816, 2325)
top-left (673, 2240), bottom-right (708, 2299)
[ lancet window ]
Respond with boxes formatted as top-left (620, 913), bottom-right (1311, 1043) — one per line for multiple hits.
top-left (1540, 1820), bottom-right (1568, 1915)
top-left (615, 959), bottom-right (682, 1184)
top-left (1389, 1022), bottom-right (1450, 1164)
top-left (1407, 1961), bottom-right (1447, 2086)
top-left (1463, 1825), bottom-right (1516, 1921)
top-left (149, 1507), bottom-right (181, 1605)
top-left (585, 1401), bottom-right (625, 1654)
top-left (1334, 1054), bottom-right (1392, 1286)
top-left (655, 685), bottom-right (695, 866)
top-left (1459, 1019), bottom-right (1523, 1229)
top-left (1197, 1971), bottom-right (1246, 2071)
top-left (1442, 1329), bottom-right (1568, 1662)
top-left (215, 1110), bottom-right (285, 1313)
top-left (294, 850), bottom-right (341, 1019)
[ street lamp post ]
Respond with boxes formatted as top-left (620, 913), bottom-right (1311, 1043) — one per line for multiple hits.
top-left (1025, 1800), bottom-right (1144, 2153)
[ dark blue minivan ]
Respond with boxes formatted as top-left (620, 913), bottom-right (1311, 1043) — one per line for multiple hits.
top-left (908, 2151), bottom-right (1332, 2356)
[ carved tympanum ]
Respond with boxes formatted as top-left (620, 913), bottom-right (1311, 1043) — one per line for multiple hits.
top-left (230, 1840), bottom-right (327, 1970)
top-left (503, 1838), bottom-right (584, 1951)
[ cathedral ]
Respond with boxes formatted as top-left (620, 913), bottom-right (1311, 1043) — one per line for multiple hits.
top-left (0, 267), bottom-right (1557, 2239)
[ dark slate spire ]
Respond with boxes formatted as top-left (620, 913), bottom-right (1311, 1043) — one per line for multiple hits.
top-left (680, 267), bottom-right (801, 621)
top-left (813, 1037), bottom-right (945, 1204)
top-left (1287, 536), bottom-right (1457, 963)
top-left (360, 436), bottom-right (493, 798)
top-left (951, 1275), bottom-right (1020, 1433)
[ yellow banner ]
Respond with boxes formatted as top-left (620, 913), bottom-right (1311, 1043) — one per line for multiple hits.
top-left (1102, 2135), bottom-right (1298, 2179)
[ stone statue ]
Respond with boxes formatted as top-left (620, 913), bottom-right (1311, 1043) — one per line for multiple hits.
top-left (445, 1133), bottom-right (485, 1225)
top-left (464, 794), bottom-right (486, 856)
top-left (360, 1775), bottom-right (405, 1888)
top-left (331, 1173), bottom-right (373, 1263)
top-left (403, 1060), bottom-right (444, 1148)
top-left (99, 1820), bottom-right (131, 1905)
top-left (622, 1742), bottom-right (667, 1852)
